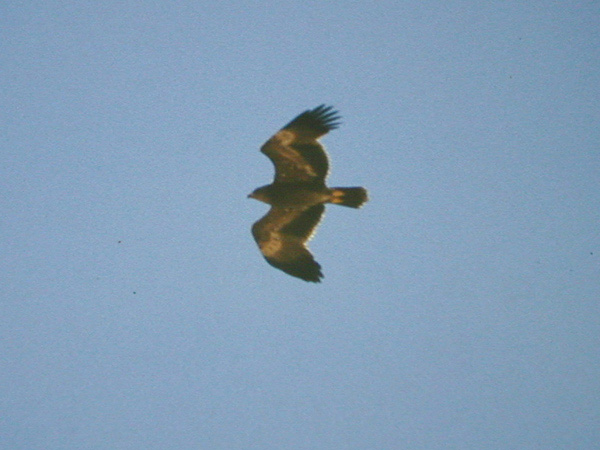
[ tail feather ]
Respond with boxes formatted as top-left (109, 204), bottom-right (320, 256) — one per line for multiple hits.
top-left (330, 187), bottom-right (368, 208)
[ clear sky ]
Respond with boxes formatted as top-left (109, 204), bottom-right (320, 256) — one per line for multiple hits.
top-left (2, 1), bottom-right (599, 449)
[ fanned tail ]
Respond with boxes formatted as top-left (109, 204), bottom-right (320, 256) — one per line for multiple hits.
top-left (330, 187), bottom-right (368, 208)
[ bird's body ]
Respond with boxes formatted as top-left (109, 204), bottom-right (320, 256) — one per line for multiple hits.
top-left (249, 183), bottom-right (332, 208)
top-left (249, 105), bottom-right (368, 282)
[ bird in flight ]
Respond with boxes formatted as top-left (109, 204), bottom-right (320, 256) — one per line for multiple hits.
top-left (249, 105), bottom-right (368, 282)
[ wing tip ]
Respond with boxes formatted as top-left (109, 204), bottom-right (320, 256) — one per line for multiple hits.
top-left (310, 104), bottom-right (342, 130)
top-left (265, 257), bottom-right (324, 282)
top-left (300, 268), bottom-right (324, 283)
top-left (283, 104), bottom-right (342, 134)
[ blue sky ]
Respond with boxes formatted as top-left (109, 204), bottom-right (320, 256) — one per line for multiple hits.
top-left (2, 1), bottom-right (599, 449)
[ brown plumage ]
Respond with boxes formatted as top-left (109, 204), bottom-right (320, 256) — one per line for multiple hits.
top-left (249, 105), bottom-right (368, 282)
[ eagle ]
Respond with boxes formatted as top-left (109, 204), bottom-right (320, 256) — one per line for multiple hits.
top-left (248, 105), bottom-right (368, 282)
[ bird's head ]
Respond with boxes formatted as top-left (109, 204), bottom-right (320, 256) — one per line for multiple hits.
top-left (248, 185), bottom-right (271, 204)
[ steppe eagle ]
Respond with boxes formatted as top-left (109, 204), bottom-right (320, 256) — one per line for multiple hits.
top-left (248, 105), bottom-right (368, 282)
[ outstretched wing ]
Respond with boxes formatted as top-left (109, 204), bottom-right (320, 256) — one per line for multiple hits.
top-left (260, 105), bottom-right (340, 184)
top-left (251, 204), bottom-right (326, 282)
